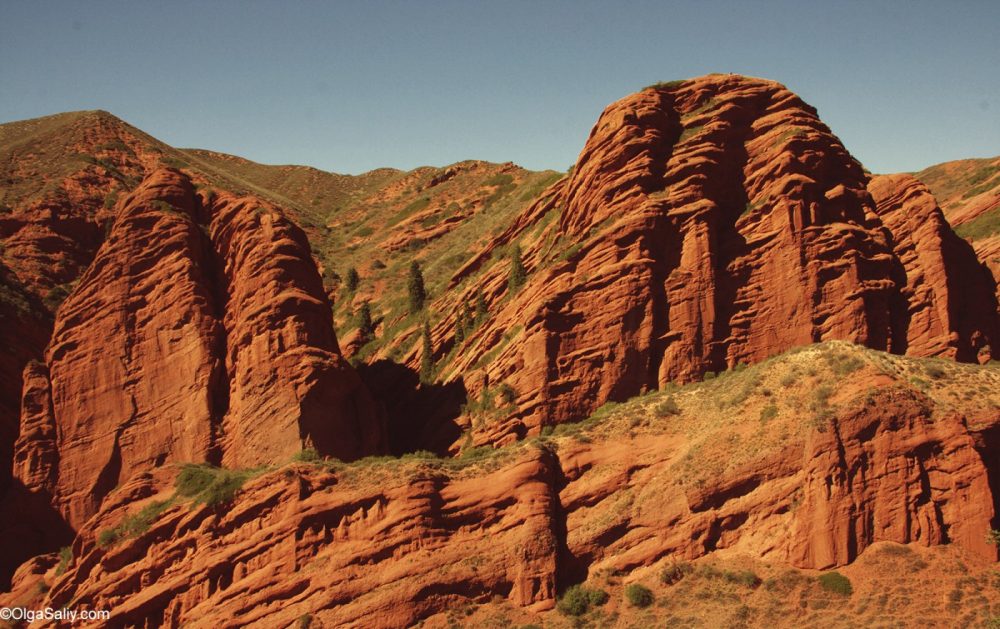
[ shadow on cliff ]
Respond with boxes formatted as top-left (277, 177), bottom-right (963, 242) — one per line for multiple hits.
top-left (355, 360), bottom-right (466, 456)
top-left (0, 479), bottom-right (74, 589)
top-left (973, 424), bottom-right (1000, 544)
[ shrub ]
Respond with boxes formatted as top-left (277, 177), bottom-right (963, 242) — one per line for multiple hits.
top-left (475, 289), bottom-right (488, 321)
top-left (924, 363), bottom-right (948, 380)
top-left (644, 80), bottom-right (685, 90)
top-left (625, 583), bottom-right (654, 607)
top-left (55, 546), bottom-right (72, 576)
top-left (96, 499), bottom-right (173, 547)
top-left (660, 560), bottom-right (693, 585)
top-left (298, 613), bottom-right (312, 628)
top-left (556, 585), bottom-right (589, 616)
top-left (725, 570), bottom-right (761, 588)
top-left (986, 529), bottom-right (1000, 546)
top-left (703, 371), bottom-right (716, 381)
top-left (484, 173), bottom-right (514, 187)
top-left (824, 351), bottom-right (864, 376)
top-left (759, 404), bottom-right (778, 423)
top-left (656, 397), bottom-right (680, 416)
top-left (817, 571), bottom-right (853, 596)
top-left (555, 584), bottom-right (608, 616)
top-left (497, 383), bottom-right (517, 406)
top-left (175, 464), bottom-right (217, 496)
top-left (400, 449), bottom-right (437, 460)
top-left (357, 302), bottom-right (375, 344)
top-left (587, 588), bottom-right (609, 606)
top-left (97, 529), bottom-right (119, 547)
top-left (293, 448), bottom-right (320, 462)
top-left (175, 464), bottom-right (255, 507)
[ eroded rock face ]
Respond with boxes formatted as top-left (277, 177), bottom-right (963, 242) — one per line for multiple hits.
top-left (439, 75), bottom-right (999, 440)
top-left (42, 450), bottom-right (562, 628)
top-left (29, 368), bottom-right (999, 627)
top-left (787, 388), bottom-right (996, 567)
top-left (205, 193), bottom-right (385, 468)
top-left (868, 174), bottom-right (997, 362)
top-left (12, 168), bottom-right (385, 530)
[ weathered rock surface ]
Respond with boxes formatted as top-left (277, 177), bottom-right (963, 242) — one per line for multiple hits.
top-left (41, 450), bottom-right (562, 628)
top-left (204, 191), bottom-right (385, 469)
top-left (0, 111), bottom-right (165, 491)
top-left (20, 345), bottom-right (999, 627)
top-left (869, 173), bottom-right (998, 362)
top-left (11, 168), bottom-right (385, 531)
top-left (433, 75), bottom-right (999, 442)
top-left (915, 156), bottom-right (1000, 309)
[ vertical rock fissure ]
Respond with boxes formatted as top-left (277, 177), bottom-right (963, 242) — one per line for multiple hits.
top-left (195, 194), bottom-right (230, 466)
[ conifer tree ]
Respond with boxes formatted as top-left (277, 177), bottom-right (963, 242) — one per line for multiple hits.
top-left (455, 312), bottom-right (466, 343)
top-left (407, 261), bottom-right (427, 314)
top-left (357, 301), bottom-right (374, 344)
top-left (345, 267), bottom-right (360, 293)
top-left (475, 288), bottom-right (488, 321)
top-left (508, 245), bottom-right (526, 293)
top-left (420, 322), bottom-right (433, 382)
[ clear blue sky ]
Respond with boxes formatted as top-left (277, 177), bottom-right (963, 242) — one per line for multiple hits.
top-left (1, 1), bottom-right (997, 174)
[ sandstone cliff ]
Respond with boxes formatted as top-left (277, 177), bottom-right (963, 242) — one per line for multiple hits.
top-left (12, 344), bottom-right (998, 628)
top-left (915, 156), bottom-right (1000, 308)
top-left (11, 168), bottom-right (385, 533)
top-left (420, 75), bottom-right (998, 445)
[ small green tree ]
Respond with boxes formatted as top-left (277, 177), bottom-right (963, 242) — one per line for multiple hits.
top-left (475, 288), bottom-right (488, 321)
top-left (455, 312), bottom-right (466, 343)
top-left (508, 245), bottom-right (526, 293)
top-left (357, 302), bottom-right (375, 344)
top-left (345, 267), bottom-right (360, 293)
top-left (407, 261), bottom-right (427, 314)
top-left (420, 322), bottom-right (433, 383)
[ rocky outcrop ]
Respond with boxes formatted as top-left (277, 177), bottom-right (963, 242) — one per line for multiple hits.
top-left (42, 449), bottom-right (562, 628)
top-left (205, 192), bottom-right (385, 469)
top-left (787, 387), bottom-right (996, 567)
top-left (12, 168), bottom-right (385, 531)
top-left (27, 346), bottom-right (999, 627)
top-left (0, 111), bottom-right (168, 492)
top-left (914, 156), bottom-right (1000, 309)
top-left (433, 75), bottom-right (999, 442)
top-left (869, 174), bottom-right (997, 362)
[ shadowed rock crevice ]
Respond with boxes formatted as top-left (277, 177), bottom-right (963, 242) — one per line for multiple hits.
top-left (355, 359), bottom-right (465, 456)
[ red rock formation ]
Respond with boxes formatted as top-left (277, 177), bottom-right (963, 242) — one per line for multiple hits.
top-left (788, 388), bottom-right (996, 567)
top-left (43, 449), bottom-right (562, 628)
top-left (0, 111), bottom-right (168, 491)
top-left (12, 168), bottom-right (385, 530)
top-left (27, 352), bottom-right (999, 627)
top-left (869, 174), bottom-right (997, 362)
top-left (13, 170), bottom-right (224, 528)
top-left (914, 156), bottom-right (1000, 310)
top-left (203, 192), bottom-right (385, 469)
top-left (434, 75), bottom-right (999, 442)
